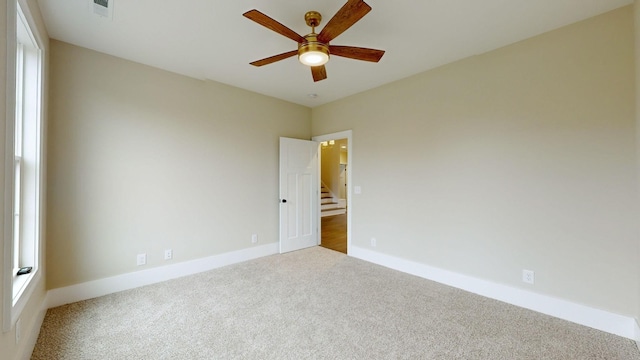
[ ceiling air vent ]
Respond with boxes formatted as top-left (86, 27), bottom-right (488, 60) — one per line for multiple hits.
top-left (92, 0), bottom-right (113, 19)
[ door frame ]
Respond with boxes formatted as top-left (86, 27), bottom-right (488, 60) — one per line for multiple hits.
top-left (312, 130), bottom-right (352, 254)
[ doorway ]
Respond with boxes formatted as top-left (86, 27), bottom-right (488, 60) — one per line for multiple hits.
top-left (312, 131), bottom-right (352, 254)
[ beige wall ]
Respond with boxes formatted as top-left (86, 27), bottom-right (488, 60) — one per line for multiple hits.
top-left (635, 0), bottom-right (640, 333)
top-left (1, 1), bottom-right (49, 358)
top-left (313, 6), bottom-right (638, 316)
top-left (46, 40), bottom-right (311, 289)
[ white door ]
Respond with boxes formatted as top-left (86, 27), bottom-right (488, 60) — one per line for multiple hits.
top-left (279, 137), bottom-right (319, 253)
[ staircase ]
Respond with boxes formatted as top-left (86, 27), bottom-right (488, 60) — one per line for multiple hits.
top-left (321, 183), bottom-right (346, 217)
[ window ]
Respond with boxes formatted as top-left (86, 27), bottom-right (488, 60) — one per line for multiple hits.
top-left (3, 1), bottom-right (44, 331)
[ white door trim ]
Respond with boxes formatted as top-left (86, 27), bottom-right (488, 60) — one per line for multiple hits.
top-left (312, 130), bottom-right (352, 254)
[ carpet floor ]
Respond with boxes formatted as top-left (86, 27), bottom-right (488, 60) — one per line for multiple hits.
top-left (32, 247), bottom-right (640, 359)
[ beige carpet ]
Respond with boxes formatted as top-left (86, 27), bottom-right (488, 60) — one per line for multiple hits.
top-left (32, 247), bottom-right (640, 359)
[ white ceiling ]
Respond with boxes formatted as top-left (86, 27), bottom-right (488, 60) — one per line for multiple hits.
top-left (36, 0), bottom-right (632, 107)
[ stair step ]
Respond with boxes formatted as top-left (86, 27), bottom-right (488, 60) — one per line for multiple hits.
top-left (321, 207), bottom-right (346, 217)
top-left (321, 202), bottom-right (339, 210)
top-left (321, 204), bottom-right (345, 210)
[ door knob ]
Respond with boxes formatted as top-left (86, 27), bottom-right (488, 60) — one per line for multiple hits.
top-left (281, 199), bottom-right (287, 203)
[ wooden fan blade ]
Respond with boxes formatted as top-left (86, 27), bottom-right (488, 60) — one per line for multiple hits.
top-left (330, 45), bottom-right (385, 62)
top-left (243, 9), bottom-right (305, 43)
top-left (250, 50), bottom-right (298, 67)
top-left (318, 0), bottom-right (371, 43)
top-left (311, 65), bottom-right (327, 82)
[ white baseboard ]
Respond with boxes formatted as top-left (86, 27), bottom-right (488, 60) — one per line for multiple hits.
top-left (350, 245), bottom-right (637, 340)
top-left (635, 319), bottom-right (640, 350)
top-left (47, 243), bottom-right (278, 309)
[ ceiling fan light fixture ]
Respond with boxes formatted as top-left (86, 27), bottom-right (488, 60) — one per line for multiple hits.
top-left (244, 1), bottom-right (384, 81)
top-left (298, 40), bottom-right (329, 66)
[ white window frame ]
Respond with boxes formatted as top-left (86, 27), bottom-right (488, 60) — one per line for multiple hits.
top-left (2, 0), bottom-right (45, 332)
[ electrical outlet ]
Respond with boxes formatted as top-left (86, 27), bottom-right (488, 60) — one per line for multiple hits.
top-left (371, 237), bottom-right (377, 247)
top-left (136, 253), bottom-right (147, 266)
top-left (15, 318), bottom-right (21, 344)
top-left (522, 269), bottom-right (535, 284)
top-left (251, 234), bottom-right (258, 244)
top-left (164, 249), bottom-right (173, 260)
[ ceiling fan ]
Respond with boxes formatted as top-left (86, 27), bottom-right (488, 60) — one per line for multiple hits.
top-left (243, 0), bottom-right (385, 82)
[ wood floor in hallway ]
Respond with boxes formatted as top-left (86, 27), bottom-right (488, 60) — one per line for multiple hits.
top-left (320, 213), bottom-right (347, 254)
